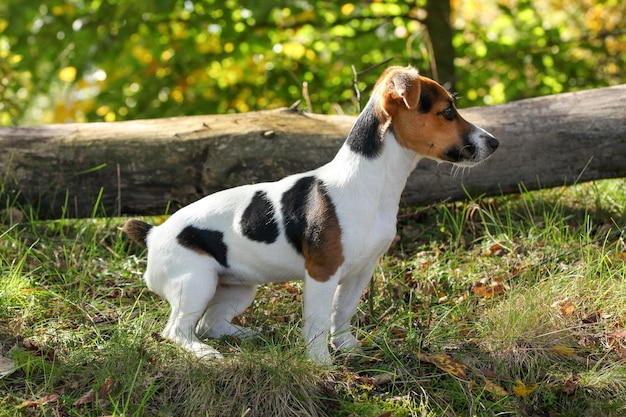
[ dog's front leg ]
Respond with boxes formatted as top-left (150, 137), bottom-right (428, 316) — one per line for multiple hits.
top-left (302, 272), bottom-right (340, 365)
top-left (330, 262), bottom-right (378, 351)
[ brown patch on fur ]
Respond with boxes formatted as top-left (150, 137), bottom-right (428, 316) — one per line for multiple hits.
top-left (302, 183), bottom-right (344, 282)
top-left (375, 67), bottom-right (475, 162)
top-left (120, 219), bottom-right (152, 247)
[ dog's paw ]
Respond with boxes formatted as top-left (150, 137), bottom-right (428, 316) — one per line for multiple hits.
top-left (199, 322), bottom-right (260, 340)
top-left (180, 340), bottom-right (224, 360)
top-left (231, 325), bottom-right (260, 340)
top-left (331, 333), bottom-right (361, 351)
top-left (307, 348), bottom-right (333, 367)
top-left (193, 345), bottom-right (225, 360)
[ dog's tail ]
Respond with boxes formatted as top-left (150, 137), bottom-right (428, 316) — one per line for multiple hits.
top-left (120, 219), bottom-right (153, 247)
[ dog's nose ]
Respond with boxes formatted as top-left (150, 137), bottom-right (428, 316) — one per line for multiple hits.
top-left (486, 135), bottom-right (499, 152)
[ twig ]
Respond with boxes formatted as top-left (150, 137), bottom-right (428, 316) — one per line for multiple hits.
top-left (351, 65), bottom-right (361, 113)
top-left (301, 81), bottom-right (312, 113)
top-left (352, 58), bottom-right (394, 112)
top-left (116, 163), bottom-right (121, 217)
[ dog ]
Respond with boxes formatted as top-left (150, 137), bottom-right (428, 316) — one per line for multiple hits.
top-left (122, 66), bottom-right (499, 365)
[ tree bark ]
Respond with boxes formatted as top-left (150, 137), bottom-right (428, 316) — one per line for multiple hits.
top-left (0, 85), bottom-right (625, 219)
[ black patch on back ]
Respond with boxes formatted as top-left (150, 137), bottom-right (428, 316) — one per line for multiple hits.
top-left (346, 102), bottom-right (383, 158)
top-left (418, 87), bottom-right (435, 114)
top-left (281, 176), bottom-right (316, 254)
top-left (177, 225), bottom-right (229, 267)
top-left (280, 176), bottom-right (341, 260)
top-left (240, 190), bottom-right (279, 243)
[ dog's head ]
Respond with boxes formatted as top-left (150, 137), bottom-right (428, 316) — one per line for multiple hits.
top-left (374, 66), bottom-right (499, 166)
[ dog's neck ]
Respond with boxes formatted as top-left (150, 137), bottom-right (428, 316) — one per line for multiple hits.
top-left (324, 98), bottom-right (422, 210)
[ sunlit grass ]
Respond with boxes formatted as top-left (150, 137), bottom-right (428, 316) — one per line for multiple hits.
top-left (1, 178), bottom-right (625, 416)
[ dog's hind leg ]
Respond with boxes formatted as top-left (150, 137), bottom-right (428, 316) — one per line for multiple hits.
top-left (155, 254), bottom-right (223, 359)
top-left (195, 283), bottom-right (258, 339)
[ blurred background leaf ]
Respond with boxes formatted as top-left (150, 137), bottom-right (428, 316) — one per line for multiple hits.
top-left (0, 0), bottom-right (623, 125)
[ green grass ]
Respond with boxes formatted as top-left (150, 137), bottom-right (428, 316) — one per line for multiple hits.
top-left (1, 179), bottom-right (625, 416)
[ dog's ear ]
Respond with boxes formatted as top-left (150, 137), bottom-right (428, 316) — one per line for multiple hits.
top-left (379, 67), bottom-right (421, 117)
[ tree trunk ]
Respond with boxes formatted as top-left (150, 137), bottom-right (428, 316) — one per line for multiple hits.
top-left (424, 0), bottom-right (456, 89)
top-left (1, 85), bottom-right (625, 219)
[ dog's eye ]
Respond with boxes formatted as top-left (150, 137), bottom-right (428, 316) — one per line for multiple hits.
top-left (440, 105), bottom-right (456, 121)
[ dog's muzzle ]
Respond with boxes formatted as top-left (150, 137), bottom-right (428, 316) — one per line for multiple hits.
top-left (446, 128), bottom-right (499, 166)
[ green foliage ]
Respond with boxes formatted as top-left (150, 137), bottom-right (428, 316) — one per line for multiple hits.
top-left (0, 0), bottom-right (624, 125)
top-left (453, 0), bottom-right (626, 104)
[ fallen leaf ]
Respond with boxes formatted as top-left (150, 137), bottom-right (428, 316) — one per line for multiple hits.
top-left (471, 278), bottom-right (508, 298)
top-left (562, 374), bottom-right (580, 394)
top-left (488, 243), bottom-right (508, 257)
top-left (561, 303), bottom-right (575, 316)
top-left (376, 411), bottom-right (394, 417)
top-left (20, 394), bottom-right (60, 408)
top-left (511, 266), bottom-right (529, 276)
top-left (551, 297), bottom-right (576, 316)
top-left (552, 345), bottom-right (575, 356)
top-left (98, 377), bottom-right (113, 399)
top-left (417, 353), bottom-right (467, 379)
top-left (20, 400), bottom-right (40, 408)
top-left (282, 283), bottom-right (300, 294)
top-left (480, 368), bottom-right (510, 381)
top-left (73, 389), bottom-right (96, 407)
top-left (577, 336), bottom-right (597, 349)
top-left (22, 339), bottom-right (57, 362)
top-left (581, 312), bottom-right (600, 324)
top-left (484, 379), bottom-right (509, 397)
top-left (512, 380), bottom-right (538, 397)
top-left (481, 368), bottom-right (499, 379)
top-left (608, 329), bottom-right (626, 339)
top-left (0, 355), bottom-right (16, 379)
top-left (73, 377), bottom-right (113, 407)
top-left (390, 327), bottom-right (407, 339)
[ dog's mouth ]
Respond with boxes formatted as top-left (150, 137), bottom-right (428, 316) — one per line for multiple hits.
top-left (444, 144), bottom-right (476, 164)
top-left (444, 134), bottom-right (499, 166)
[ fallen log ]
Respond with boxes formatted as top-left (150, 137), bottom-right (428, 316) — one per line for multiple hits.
top-left (1, 85), bottom-right (625, 219)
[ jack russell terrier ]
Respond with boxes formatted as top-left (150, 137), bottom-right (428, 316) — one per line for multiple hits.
top-left (122, 66), bottom-right (499, 365)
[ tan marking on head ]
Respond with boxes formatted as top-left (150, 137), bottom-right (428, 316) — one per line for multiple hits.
top-left (302, 184), bottom-right (344, 282)
top-left (374, 66), bottom-right (476, 163)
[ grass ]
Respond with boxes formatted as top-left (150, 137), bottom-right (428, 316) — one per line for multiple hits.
top-left (1, 178), bottom-right (625, 416)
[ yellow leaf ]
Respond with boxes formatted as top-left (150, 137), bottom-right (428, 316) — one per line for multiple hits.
top-left (341, 3), bottom-right (355, 15)
top-left (512, 379), bottom-right (538, 397)
top-left (417, 353), bottom-right (467, 379)
top-left (58, 66), bottom-right (77, 82)
top-left (484, 379), bottom-right (509, 397)
top-left (154, 215), bottom-right (168, 225)
top-left (552, 345), bottom-right (574, 356)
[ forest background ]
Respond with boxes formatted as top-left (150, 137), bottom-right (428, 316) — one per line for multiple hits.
top-left (0, 0), bottom-right (624, 127)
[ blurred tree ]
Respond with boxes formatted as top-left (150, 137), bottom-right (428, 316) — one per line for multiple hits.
top-left (0, 0), bottom-right (623, 126)
top-left (424, 0), bottom-right (456, 89)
